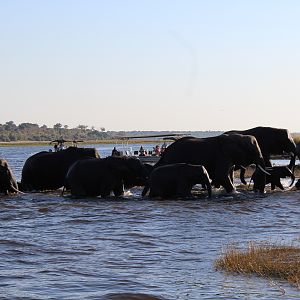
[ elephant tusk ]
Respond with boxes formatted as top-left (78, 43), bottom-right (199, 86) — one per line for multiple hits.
top-left (257, 164), bottom-right (271, 176)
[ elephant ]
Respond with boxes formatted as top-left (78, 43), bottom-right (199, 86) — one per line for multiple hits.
top-left (142, 163), bottom-right (212, 198)
top-left (225, 127), bottom-right (297, 184)
top-left (250, 165), bottom-right (295, 190)
top-left (154, 134), bottom-right (268, 193)
top-left (20, 147), bottom-right (100, 191)
top-left (63, 156), bottom-right (150, 197)
top-left (0, 158), bottom-right (19, 195)
top-left (124, 163), bottom-right (153, 189)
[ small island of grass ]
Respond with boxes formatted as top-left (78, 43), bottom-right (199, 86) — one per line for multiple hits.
top-left (215, 241), bottom-right (300, 290)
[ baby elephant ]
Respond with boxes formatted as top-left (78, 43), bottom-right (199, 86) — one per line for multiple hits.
top-left (143, 163), bottom-right (212, 198)
top-left (251, 165), bottom-right (295, 190)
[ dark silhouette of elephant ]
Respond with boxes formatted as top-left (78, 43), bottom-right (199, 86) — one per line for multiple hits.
top-left (0, 158), bottom-right (19, 195)
top-left (251, 165), bottom-right (295, 190)
top-left (63, 156), bottom-right (150, 197)
top-left (124, 163), bottom-right (153, 189)
top-left (155, 134), bottom-right (268, 193)
top-left (20, 147), bottom-right (100, 191)
top-left (142, 163), bottom-right (212, 198)
top-left (225, 127), bottom-right (297, 184)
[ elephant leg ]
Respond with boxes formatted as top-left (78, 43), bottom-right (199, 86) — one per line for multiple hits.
top-left (271, 182), bottom-right (276, 190)
top-left (176, 181), bottom-right (192, 198)
top-left (142, 183), bottom-right (150, 197)
top-left (275, 179), bottom-right (284, 190)
top-left (215, 167), bottom-right (235, 193)
top-left (71, 186), bottom-right (87, 197)
top-left (229, 166), bottom-right (234, 184)
top-left (239, 167), bottom-right (247, 185)
top-left (222, 176), bottom-right (235, 193)
top-left (113, 182), bottom-right (124, 197)
top-left (149, 188), bottom-right (159, 198)
top-left (100, 188), bottom-right (112, 198)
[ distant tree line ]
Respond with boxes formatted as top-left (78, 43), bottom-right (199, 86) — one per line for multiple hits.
top-left (0, 121), bottom-right (108, 142)
top-left (0, 121), bottom-right (228, 142)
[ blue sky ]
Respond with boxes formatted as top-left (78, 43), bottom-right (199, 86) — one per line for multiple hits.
top-left (1, 1), bottom-right (300, 131)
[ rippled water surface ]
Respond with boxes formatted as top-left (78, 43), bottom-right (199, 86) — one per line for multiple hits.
top-left (0, 145), bottom-right (299, 299)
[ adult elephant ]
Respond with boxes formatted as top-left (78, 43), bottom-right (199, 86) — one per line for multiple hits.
top-left (225, 127), bottom-right (297, 184)
top-left (143, 163), bottom-right (212, 198)
top-left (0, 158), bottom-right (20, 195)
top-left (63, 156), bottom-right (149, 197)
top-left (155, 134), bottom-right (267, 193)
top-left (20, 147), bottom-right (100, 191)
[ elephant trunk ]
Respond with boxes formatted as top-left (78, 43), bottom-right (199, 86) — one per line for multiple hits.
top-left (288, 152), bottom-right (296, 170)
top-left (254, 157), bottom-right (267, 193)
top-left (8, 183), bottom-right (23, 194)
top-left (239, 166), bottom-right (247, 185)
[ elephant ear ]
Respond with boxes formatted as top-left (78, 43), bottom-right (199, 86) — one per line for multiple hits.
top-left (220, 134), bottom-right (247, 163)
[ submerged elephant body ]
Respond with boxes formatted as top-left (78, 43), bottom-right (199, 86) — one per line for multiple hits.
top-left (155, 134), bottom-right (267, 193)
top-left (145, 163), bottom-right (211, 198)
top-left (64, 156), bottom-right (149, 197)
top-left (20, 147), bottom-right (100, 191)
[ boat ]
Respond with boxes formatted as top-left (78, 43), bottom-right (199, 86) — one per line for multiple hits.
top-left (111, 133), bottom-right (190, 164)
top-left (49, 139), bottom-right (84, 152)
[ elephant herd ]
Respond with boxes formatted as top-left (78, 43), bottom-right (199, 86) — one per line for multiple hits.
top-left (1, 126), bottom-right (300, 199)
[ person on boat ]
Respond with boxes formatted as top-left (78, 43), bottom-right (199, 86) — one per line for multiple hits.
top-left (58, 141), bottom-right (65, 151)
top-left (112, 147), bottom-right (120, 156)
top-left (154, 145), bottom-right (161, 156)
top-left (160, 142), bottom-right (167, 155)
top-left (139, 146), bottom-right (146, 156)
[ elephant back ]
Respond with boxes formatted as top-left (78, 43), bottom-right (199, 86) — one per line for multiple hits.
top-left (21, 147), bottom-right (100, 191)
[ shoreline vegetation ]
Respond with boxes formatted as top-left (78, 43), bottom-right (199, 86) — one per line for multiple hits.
top-left (0, 139), bottom-right (161, 147)
top-left (1, 121), bottom-right (300, 145)
top-left (215, 241), bottom-right (300, 290)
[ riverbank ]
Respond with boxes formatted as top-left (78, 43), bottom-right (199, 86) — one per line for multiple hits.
top-left (0, 139), bottom-right (159, 147)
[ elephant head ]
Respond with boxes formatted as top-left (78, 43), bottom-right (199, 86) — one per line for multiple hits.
top-left (105, 156), bottom-right (150, 188)
top-left (0, 158), bottom-right (19, 194)
top-left (188, 165), bottom-right (212, 198)
top-left (221, 134), bottom-right (267, 192)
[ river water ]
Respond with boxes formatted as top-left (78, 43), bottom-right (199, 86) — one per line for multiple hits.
top-left (0, 144), bottom-right (299, 299)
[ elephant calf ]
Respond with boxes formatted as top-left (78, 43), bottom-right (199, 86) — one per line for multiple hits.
top-left (143, 163), bottom-right (212, 199)
top-left (251, 166), bottom-right (295, 190)
top-left (0, 158), bottom-right (19, 195)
